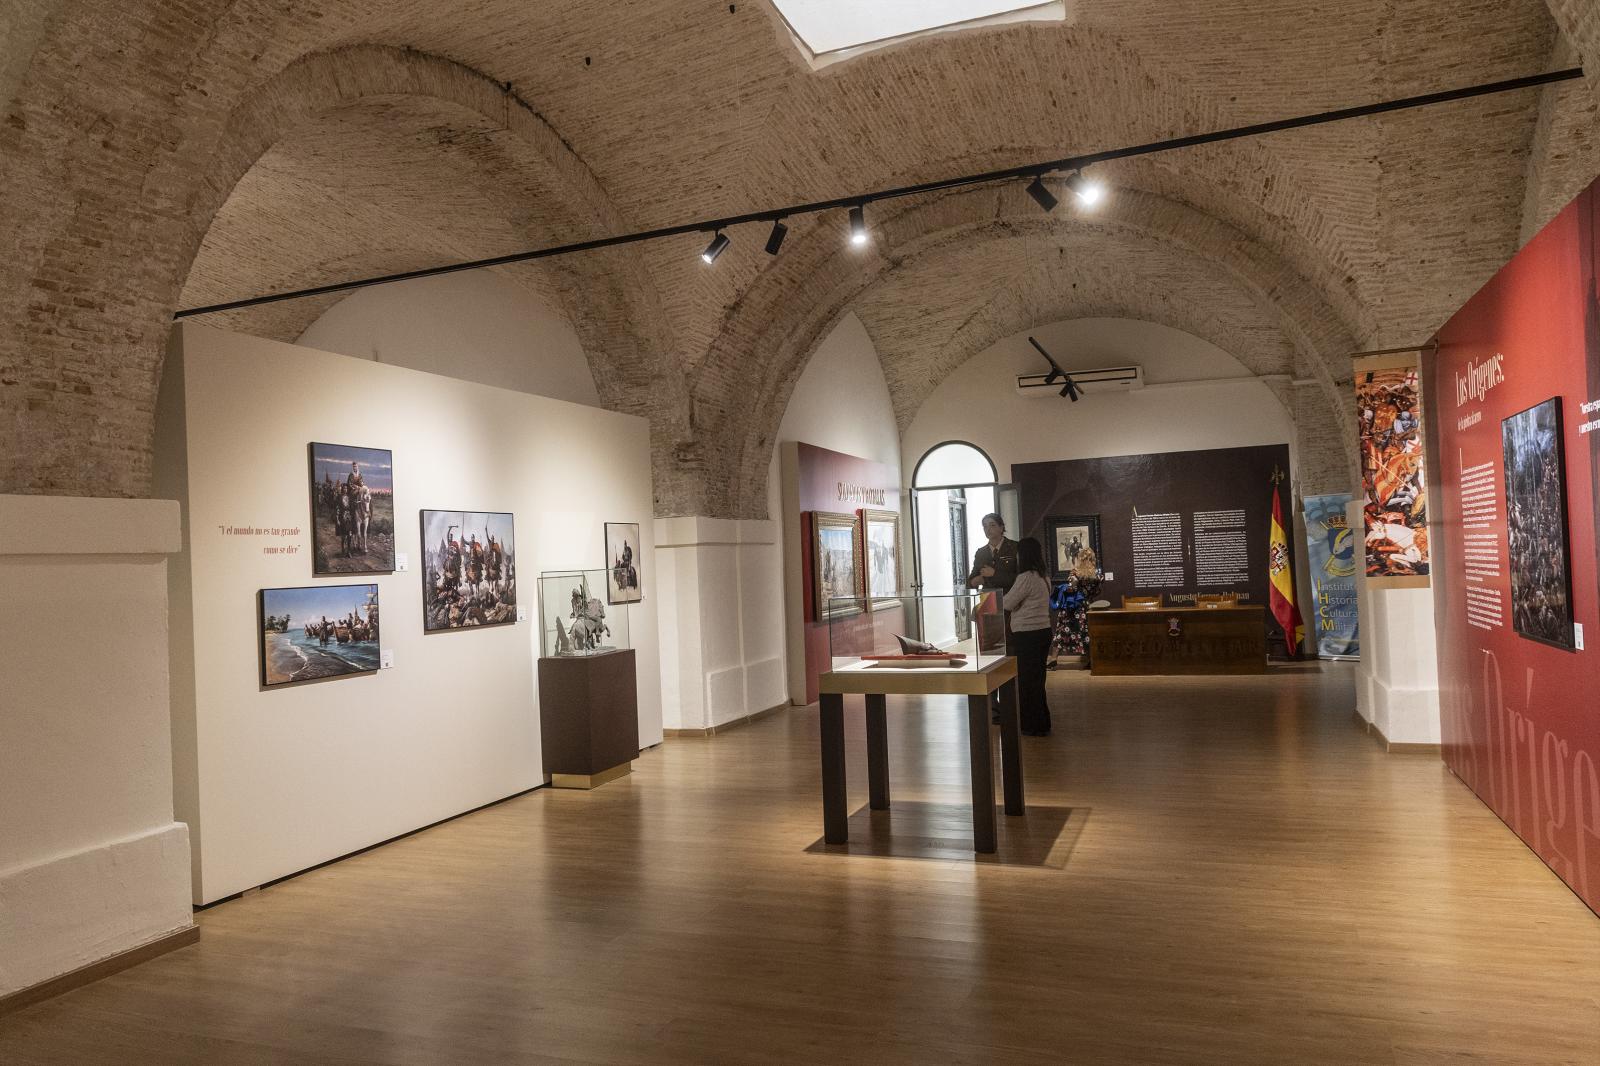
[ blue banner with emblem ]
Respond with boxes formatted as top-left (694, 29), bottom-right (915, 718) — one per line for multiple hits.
top-left (1302, 493), bottom-right (1360, 658)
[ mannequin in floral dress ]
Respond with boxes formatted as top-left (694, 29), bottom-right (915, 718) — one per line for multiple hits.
top-left (1050, 547), bottom-right (1103, 663)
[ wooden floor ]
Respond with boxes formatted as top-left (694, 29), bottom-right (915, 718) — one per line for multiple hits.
top-left (4, 664), bottom-right (1598, 1065)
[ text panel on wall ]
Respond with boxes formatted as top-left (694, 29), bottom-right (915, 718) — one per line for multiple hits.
top-left (1426, 177), bottom-right (1600, 915)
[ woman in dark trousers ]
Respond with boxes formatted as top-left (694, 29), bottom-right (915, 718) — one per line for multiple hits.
top-left (1004, 536), bottom-right (1053, 736)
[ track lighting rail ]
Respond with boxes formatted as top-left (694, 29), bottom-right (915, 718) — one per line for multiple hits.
top-left (174, 67), bottom-right (1582, 320)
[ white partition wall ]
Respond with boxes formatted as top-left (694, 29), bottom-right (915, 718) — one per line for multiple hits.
top-left (0, 496), bottom-right (195, 997)
top-left (157, 324), bottom-right (660, 904)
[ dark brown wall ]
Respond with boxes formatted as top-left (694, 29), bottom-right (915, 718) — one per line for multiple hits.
top-left (1012, 443), bottom-right (1292, 610)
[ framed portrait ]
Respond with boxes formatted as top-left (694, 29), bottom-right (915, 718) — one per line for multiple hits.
top-left (260, 584), bottom-right (380, 687)
top-left (1502, 398), bottom-right (1575, 649)
top-left (604, 522), bottom-right (643, 605)
top-left (309, 442), bottom-right (395, 575)
top-left (1045, 514), bottom-right (1101, 581)
top-left (420, 510), bottom-right (517, 632)
top-left (811, 511), bottom-right (861, 620)
top-left (857, 508), bottom-right (901, 611)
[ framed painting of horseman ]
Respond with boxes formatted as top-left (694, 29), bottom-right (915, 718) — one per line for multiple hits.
top-left (604, 521), bottom-right (643, 605)
top-left (308, 442), bottom-right (396, 574)
top-left (420, 509), bottom-right (518, 632)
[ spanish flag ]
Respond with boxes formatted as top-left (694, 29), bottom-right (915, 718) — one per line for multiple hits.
top-left (1269, 480), bottom-right (1305, 657)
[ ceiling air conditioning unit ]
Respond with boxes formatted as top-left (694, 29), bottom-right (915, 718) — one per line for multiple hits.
top-left (1016, 364), bottom-right (1143, 394)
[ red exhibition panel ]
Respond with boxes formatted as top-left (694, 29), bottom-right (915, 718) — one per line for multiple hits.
top-left (1427, 179), bottom-right (1600, 915)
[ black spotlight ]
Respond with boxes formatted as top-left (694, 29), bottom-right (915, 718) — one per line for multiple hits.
top-left (1060, 376), bottom-right (1081, 402)
top-left (765, 219), bottom-right (788, 255)
top-left (848, 204), bottom-right (868, 246)
top-left (1026, 175), bottom-right (1058, 213)
top-left (701, 231), bottom-right (730, 264)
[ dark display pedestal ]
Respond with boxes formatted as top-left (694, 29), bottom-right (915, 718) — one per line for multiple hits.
top-left (538, 648), bottom-right (639, 789)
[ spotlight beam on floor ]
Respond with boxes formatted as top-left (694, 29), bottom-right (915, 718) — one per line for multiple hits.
top-left (175, 67), bottom-right (1584, 318)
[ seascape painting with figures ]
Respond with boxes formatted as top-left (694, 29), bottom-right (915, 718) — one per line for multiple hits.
top-left (309, 442), bottom-right (395, 574)
top-left (260, 584), bottom-right (380, 687)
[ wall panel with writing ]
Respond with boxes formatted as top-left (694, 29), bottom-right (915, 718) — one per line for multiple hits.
top-left (1014, 443), bottom-right (1292, 612)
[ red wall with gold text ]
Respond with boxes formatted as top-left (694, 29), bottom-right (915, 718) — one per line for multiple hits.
top-left (1426, 179), bottom-right (1600, 915)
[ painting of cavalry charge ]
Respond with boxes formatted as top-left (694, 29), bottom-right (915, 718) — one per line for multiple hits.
top-left (1502, 398), bottom-right (1575, 649)
top-left (260, 584), bottom-right (381, 687)
top-left (421, 510), bottom-right (516, 632)
top-left (309, 442), bottom-right (395, 574)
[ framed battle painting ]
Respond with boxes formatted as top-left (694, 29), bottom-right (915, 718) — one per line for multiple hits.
top-left (605, 521), bottom-right (643, 605)
top-left (1045, 514), bottom-right (1101, 582)
top-left (420, 510), bottom-right (517, 632)
top-left (259, 584), bottom-right (380, 687)
top-left (1501, 398), bottom-right (1575, 649)
top-left (309, 442), bottom-right (395, 575)
top-left (811, 511), bottom-right (861, 620)
top-left (857, 508), bottom-right (901, 611)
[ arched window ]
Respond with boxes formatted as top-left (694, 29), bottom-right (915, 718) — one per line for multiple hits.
top-left (909, 442), bottom-right (1007, 626)
top-left (912, 440), bottom-right (997, 488)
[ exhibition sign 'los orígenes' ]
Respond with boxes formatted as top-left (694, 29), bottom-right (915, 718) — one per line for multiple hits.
top-left (1426, 175), bottom-right (1600, 916)
top-left (1301, 493), bottom-right (1359, 659)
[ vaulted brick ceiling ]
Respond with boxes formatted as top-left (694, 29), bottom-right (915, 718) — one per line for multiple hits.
top-left (3, 1), bottom-right (1600, 515)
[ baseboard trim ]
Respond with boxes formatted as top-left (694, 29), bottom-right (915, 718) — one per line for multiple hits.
top-left (1354, 709), bottom-right (1441, 754)
top-left (665, 701), bottom-right (789, 738)
top-left (0, 924), bottom-right (199, 1018)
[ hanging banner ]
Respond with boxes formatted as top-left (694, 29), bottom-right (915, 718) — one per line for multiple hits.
top-left (1355, 353), bottom-right (1430, 586)
top-left (1301, 493), bottom-right (1359, 658)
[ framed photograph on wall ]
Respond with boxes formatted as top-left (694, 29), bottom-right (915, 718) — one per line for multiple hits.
top-left (420, 510), bottom-right (517, 632)
top-left (857, 508), bottom-right (901, 611)
top-left (1502, 397), bottom-right (1575, 649)
top-left (308, 442), bottom-right (395, 575)
top-left (811, 511), bottom-right (861, 619)
top-left (1045, 514), bottom-right (1101, 581)
top-left (605, 521), bottom-right (643, 605)
top-left (259, 584), bottom-right (380, 687)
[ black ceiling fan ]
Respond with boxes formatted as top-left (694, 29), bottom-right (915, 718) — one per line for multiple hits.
top-left (1027, 336), bottom-right (1083, 402)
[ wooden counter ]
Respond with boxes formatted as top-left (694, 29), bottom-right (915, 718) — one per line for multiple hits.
top-left (1087, 605), bottom-right (1267, 676)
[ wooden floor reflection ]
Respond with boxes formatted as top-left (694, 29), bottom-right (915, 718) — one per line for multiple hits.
top-left (3, 664), bottom-right (1598, 1065)
top-left (804, 801), bottom-right (1088, 867)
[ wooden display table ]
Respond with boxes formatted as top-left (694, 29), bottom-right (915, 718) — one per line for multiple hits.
top-left (1086, 605), bottom-right (1267, 676)
top-left (817, 657), bottom-right (1024, 854)
top-left (538, 648), bottom-right (640, 788)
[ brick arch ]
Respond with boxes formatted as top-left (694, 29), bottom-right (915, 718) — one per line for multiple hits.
top-left (186, 44), bottom-right (679, 427)
top-left (0, 22), bottom-right (678, 495)
top-left (708, 180), bottom-right (1360, 518)
top-left (734, 24), bottom-right (1377, 343)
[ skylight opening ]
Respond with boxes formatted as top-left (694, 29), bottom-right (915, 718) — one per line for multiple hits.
top-left (770, 1), bottom-right (1068, 69)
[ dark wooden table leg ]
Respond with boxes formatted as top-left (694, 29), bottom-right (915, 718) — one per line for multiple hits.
top-left (966, 695), bottom-right (998, 854)
top-left (820, 693), bottom-right (848, 844)
top-left (865, 692), bottom-right (890, 810)
top-left (999, 678), bottom-right (1025, 816)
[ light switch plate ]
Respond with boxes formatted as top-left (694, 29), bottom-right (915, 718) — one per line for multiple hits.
top-left (516, 606), bottom-right (528, 622)
top-left (1103, 571), bottom-right (1114, 581)
top-left (1576, 623), bottom-right (1585, 651)
top-left (380, 649), bottom-right (394, 669)
top-left (395, 553), bottom-right (409, 572)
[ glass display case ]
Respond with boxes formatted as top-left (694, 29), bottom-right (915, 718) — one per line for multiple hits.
top-left (538, 569), bottom-right (630, 658)
top-left (825, 589), bottom-right (1006, 673)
